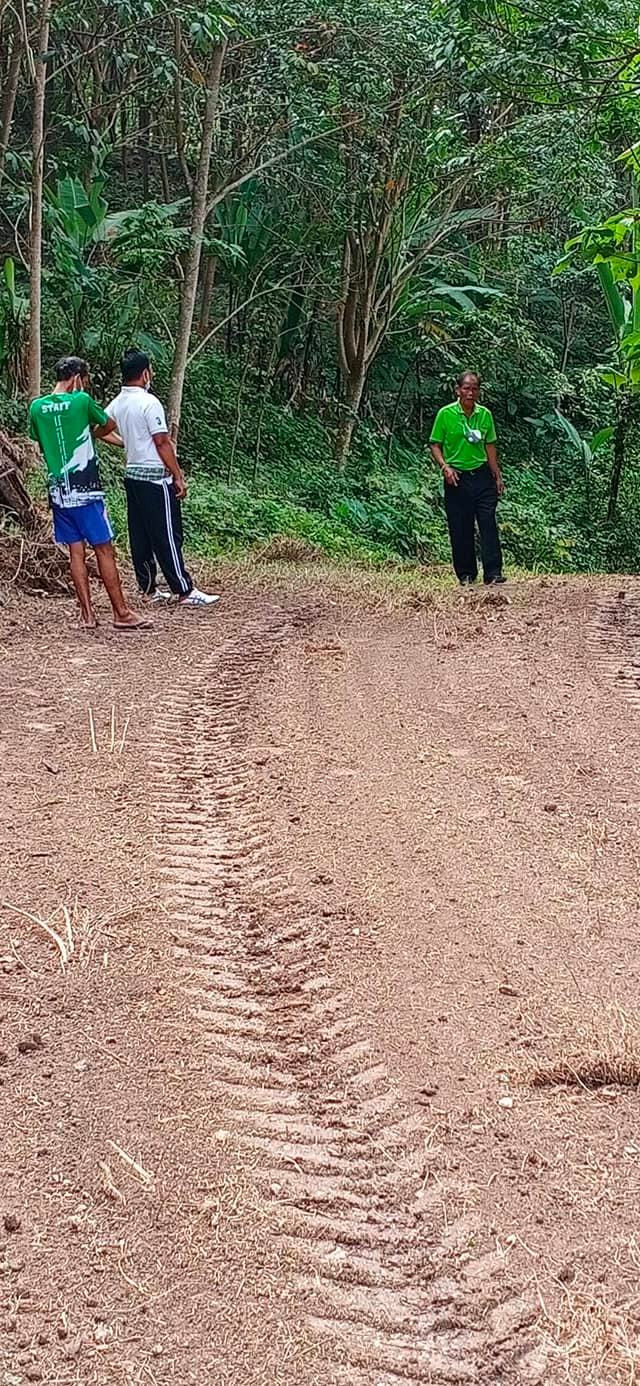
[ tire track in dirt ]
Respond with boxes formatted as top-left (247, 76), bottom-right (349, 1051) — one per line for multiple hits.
top-left (589, 586), bottom-right (640, 708)
top-left (152, 606), bottom-right (542, 1385)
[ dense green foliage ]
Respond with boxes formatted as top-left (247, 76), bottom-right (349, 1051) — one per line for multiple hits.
top-left (2, 0), bottom-right (640, 571)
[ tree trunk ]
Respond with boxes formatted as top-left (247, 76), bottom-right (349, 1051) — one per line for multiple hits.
top-left (559, 298), bottom-right (576, 377)
top-left (225, 283), bottom-right (236, 354)
top-left (0, 20), bottom-right (23, 193)
top-left (298, 296), bottom-right (318, 401)
top-left (173, 17), bottom-right (192, 195)
top-left (608, 395), bottom-right (633, 522)
top-left (385, 361), bottom-right (413, 469)
top-left (159, 150), bottom-right (171, 204)
top-left (415, 357), bottom-right (424, 438)
top-left (275, 282), bottom-right (305, 386)
top-left (335, 371), bottom-right (366, 470)
top-left (28, 0), bottom-right (53, 401)
top-left (253, 339), bottom-right (278, 485)
top-left (198, 254), bottom-right (216, 335)
top-left (167, 42), bottom-right (225, 438)
top-left (120, 103), bottom-right (128, 180)
top-left (139, 103), bottom-right (150, 201)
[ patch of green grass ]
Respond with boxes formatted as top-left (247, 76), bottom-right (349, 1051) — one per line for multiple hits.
top-left (100, 463), bottom-right (399, 567)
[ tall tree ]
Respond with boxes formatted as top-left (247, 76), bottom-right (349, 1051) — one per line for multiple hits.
top-left (168, 22), bottom-right (228, 436)
top-left (28, 0), bottom-right (53, 399)
top-left (0, 11), bottom-right (23, 193)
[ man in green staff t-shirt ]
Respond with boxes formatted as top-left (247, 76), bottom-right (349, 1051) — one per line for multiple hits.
top-left (29, 355), bottom-right (150, 630)
top-left (429, 370), bottom-right (505, 585)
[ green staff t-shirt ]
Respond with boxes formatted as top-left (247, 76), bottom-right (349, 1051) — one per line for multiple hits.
top-left (430, 401), bottom-right (497, 471)
top-left (29, 390), bottom-right (108, 507)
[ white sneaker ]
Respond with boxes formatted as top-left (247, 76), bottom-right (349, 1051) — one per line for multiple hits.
top-left (179, 588), bottom-right (220, 608)
top-left (145, 589), bottom-right (173, 603)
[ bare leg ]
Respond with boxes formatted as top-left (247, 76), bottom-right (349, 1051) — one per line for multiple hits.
top-left (68, 542), bottom-right (97, 628)
top-left (93, 543), bottom-right (152, 629)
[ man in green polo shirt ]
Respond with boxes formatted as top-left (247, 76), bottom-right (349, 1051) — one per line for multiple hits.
top-left (429, 370), bottom-right (505, 585)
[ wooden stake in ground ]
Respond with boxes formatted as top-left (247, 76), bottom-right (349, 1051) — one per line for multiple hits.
top-left (28, 0), bottom-right (53, 400)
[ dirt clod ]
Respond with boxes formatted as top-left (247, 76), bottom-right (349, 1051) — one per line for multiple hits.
top-left (17, 1034), bottom-right (43, 1055)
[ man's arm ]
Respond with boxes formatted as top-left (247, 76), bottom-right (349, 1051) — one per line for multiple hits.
top-left (93, 417), bottom-right (120, 442)
top-left (95, 424), bottom-right (125, 447)
top-left (486, 441), bottom-right (504, 496)
top-left (429, 441), bottom-right (459, 488)
top-left (430, 409), bottom-right (458, 487)
top-left (152, 432), bottom-right (187, 500)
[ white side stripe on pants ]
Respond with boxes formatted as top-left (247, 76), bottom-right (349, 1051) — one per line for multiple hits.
top-left (162, 479), bottom-right (189, 593)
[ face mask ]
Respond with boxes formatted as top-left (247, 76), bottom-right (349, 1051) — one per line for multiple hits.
top-left (464, 427), bottom-right (482, 444)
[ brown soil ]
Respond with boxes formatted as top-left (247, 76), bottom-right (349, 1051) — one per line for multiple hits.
top-left (1, 574), bottom-right (639, 1384)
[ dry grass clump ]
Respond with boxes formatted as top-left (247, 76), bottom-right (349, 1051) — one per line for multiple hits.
top-left (532, 1053), bottom-right (640, 1090)
top-left (254, 534), bottom-right (327, 564)
top-left (541, 1287), bottom-right (640, 1385)
top-left (527, 1001), bottom-right (640, 1092)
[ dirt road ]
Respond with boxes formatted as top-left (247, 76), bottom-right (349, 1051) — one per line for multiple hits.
top-left (1, 576), bottom-right (639, 1384)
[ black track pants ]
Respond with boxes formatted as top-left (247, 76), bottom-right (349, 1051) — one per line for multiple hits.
top-left (443, 463), bottom-right (503, 583)
top-left (124, 477), bottom-right (193, 596)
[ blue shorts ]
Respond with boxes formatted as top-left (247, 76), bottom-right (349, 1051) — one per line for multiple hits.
top-left (52, 500), bottom-right (114, 548)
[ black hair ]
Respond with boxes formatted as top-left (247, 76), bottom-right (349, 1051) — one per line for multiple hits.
top-left (55, 355), bottom-right (89, 383)
top-left (121, 347), bottom-right (150, 384)
top-left (456, 370), bottom-right (480, 388)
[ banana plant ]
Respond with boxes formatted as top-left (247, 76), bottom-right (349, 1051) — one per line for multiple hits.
top-left (44, 177), bottom-right (186, 354)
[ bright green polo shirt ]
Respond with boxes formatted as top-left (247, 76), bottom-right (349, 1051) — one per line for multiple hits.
top-left (29, 389), bottom-right (108, 507)
top-left (429, 401), bottom-right (497, 471)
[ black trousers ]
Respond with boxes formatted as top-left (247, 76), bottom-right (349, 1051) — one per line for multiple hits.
top-left (124, 477), bottom-right (193, 596)
top-left (444, 463), bottom-right (503, 583)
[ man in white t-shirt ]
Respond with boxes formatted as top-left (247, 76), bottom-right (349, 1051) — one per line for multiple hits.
top-left (106, 349), bottom-right (218, 607)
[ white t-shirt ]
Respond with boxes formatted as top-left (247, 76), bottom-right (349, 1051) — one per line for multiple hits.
top-left (106, 386), bottom-right (169, 483)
